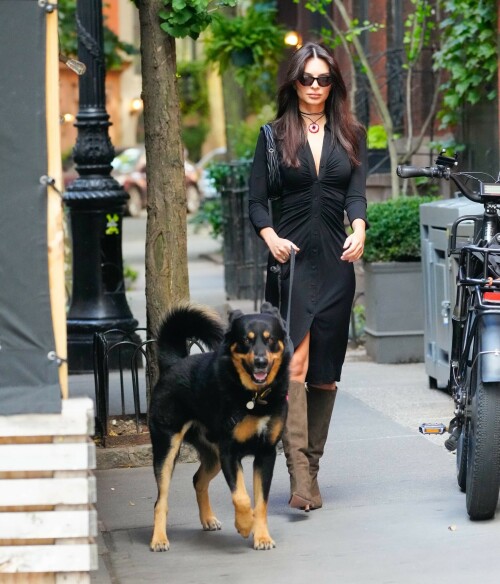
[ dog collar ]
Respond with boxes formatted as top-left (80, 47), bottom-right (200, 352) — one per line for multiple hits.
top-left (246, 387), bottom-right (272, 410)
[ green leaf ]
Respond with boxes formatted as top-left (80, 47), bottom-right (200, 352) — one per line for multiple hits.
top-left (434, 0), bottom-right (497, 126)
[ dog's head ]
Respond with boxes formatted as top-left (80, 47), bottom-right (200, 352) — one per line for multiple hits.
top-left (225, 302), bottom-right (290, 391)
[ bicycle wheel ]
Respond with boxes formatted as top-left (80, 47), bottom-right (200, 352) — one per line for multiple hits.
top-left (456, 419), bottom-right (469, 492)
top-left (465, 354), bottom-right (500, 519)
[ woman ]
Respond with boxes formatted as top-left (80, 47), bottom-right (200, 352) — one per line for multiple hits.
top-left (248, 42), bottom-right (368, 511)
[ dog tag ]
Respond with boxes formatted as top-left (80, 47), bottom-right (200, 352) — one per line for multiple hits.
top-left (246, 400), bottom-right (255, 410)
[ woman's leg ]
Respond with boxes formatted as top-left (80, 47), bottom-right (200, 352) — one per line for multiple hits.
top-left (282, 333), bottom-right (312, 510)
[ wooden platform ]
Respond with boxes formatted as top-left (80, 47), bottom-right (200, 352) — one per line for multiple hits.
top-left (0, 398), bottom-right (97, 583)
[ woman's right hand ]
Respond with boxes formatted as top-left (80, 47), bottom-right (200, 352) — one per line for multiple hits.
top-left (260, 227), bottom-right (300, 264)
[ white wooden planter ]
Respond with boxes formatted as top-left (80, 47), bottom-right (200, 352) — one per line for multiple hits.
top-left (0, 398), bottom-right (97, 583)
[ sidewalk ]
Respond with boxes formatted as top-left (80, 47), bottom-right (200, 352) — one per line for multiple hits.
top-left (70, 218), bottom-right (500, 584)
top-left (87, 352), bottom-right (499, 584)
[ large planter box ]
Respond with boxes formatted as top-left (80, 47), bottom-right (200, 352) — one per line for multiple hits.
top-left (364, 261), bottom-right (424, 363)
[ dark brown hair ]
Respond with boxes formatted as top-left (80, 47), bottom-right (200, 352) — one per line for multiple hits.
top-left (273, 42), bottom-right (364, 168)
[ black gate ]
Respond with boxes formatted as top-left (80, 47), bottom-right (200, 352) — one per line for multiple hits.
top-left (219, 161), bottom-right (267, 307)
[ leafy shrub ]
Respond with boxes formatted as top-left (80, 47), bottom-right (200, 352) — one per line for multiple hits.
top-left (367, 125), bottom-right (388, 149)
top-left (189, 199), bottom-right (223, 240)
top-left (204, 6), bottom-right (284, 110)
top-left (363, 195), bottom-right (440, 262)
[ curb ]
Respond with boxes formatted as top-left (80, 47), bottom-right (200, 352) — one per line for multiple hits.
top-left (95, 442), bottom-right (199, 470)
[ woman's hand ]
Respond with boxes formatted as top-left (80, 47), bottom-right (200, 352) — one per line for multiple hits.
top-left (341, 219), bottom-right (366, 262)
top-left (260, 227), bottom-right (300, 263)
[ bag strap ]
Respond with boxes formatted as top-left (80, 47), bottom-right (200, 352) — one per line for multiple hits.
top-left (262, 123), bottom-right (282, 201)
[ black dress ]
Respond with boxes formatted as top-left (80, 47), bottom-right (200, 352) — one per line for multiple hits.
top-left (248, 123), bottom-right (368, 384)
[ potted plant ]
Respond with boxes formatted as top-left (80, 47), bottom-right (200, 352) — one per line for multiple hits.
top-left (204, 6), bottom-right (285, 107)
top-left (362, 195), bottom-right (439, 363)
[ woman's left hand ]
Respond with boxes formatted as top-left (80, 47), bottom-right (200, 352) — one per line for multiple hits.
top-left (341, 222), bottom-right (366, 262)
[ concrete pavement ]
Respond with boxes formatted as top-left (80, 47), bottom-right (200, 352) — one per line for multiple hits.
top-left (70, 216), bottom-right (500, 583)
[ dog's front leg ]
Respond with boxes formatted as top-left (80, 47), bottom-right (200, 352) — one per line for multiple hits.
top-left (252, 448), bottom-right (277, 550)
top-left (221, 454), bottom-right (253, 538)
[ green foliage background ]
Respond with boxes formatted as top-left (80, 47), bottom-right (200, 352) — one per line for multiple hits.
top-left (177, 60), bottom-right (210, 160)
top-left (58, 0), bottom-right (137, 70)
top-left (204, 5), bottom-right (285, 111)
top-left (434, 0), bottom-right (497, 128)
top-left (159, 0), bottom-right (236, 40)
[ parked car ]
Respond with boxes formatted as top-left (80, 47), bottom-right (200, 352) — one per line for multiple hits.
top-left (112, 144), bottom-right (202, 217)
top-left (63, 145), bottom-right (202, 217)
top-left (111, 146), bottom-right (146, 217)
top-left (195, 147), bottom-right (227, 200)
top-left (62, 147), bottom-right (126, 190)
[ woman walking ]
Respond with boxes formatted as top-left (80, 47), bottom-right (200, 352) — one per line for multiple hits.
top-left (249, 42), bottom-right (368, 511)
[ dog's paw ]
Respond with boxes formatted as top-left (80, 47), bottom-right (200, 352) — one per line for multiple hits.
top-left (235, 510), bottom-right (253, 538)
top-left (253, 535), bottom-right (276, 550)
top-left (150, 536), bottom-right (170, 552)
top-left (201, 516), bottom-right (222, 531)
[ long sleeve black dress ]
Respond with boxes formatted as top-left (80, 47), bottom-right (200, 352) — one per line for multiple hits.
top-left (249, 123), bottom-right (368, 384)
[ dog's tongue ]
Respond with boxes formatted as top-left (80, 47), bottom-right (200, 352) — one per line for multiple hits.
top-left (254, 372), bottom-right (267, 383)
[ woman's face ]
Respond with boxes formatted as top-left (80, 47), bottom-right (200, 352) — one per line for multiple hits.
top-left (294, 57), bottom-right (332, 112)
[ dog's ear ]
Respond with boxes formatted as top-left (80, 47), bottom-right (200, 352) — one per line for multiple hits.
top-left (261, 301), bottom-right (287, 334)
top-left (260, 301), bottom-right (280, 317)
top-left (228, 309), bottom-right (244, 325)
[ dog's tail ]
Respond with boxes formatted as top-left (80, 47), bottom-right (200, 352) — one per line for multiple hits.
top-left (156, 304), bottom-right (224, 373)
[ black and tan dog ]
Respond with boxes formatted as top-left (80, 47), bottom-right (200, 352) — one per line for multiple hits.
top-left (149, 302), bottom-right (291, 551)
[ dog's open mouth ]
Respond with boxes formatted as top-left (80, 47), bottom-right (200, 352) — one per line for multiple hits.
top-left (251, 370), bottom-right (269, 385)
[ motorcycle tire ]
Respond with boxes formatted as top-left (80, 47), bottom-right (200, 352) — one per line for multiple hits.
top-left (465, 356), bottom-right (500, 520)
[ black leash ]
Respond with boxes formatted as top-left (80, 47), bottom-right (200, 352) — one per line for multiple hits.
top-left (286, 247), bottom-right (295, 338)
top-left (270, 247), bottom-right (295, 339)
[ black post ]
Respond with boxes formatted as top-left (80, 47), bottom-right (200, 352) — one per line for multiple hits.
top-left (63, 0), bottom-right (138, 373)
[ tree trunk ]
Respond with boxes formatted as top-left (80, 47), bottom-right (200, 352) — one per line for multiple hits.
top-left (138, 0), bottom-right (190, 385)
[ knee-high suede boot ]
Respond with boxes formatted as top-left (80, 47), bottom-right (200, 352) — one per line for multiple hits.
top-left (306, 387), bottom-right (337, 509)
top-left (281, 380), bottom-right (312, 509)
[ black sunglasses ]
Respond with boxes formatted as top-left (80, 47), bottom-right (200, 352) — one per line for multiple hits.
top-left (298, 74), bottom-right (333, 88)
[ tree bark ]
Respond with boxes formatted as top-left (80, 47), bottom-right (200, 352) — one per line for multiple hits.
top-left (138, 0), bottom-right (190, 383)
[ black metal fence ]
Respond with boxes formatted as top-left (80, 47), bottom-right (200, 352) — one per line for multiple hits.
top-left (218, 161), bottom-right (267, 308)
top-left (93, 329), bottom-right (206, 447)
top-left (93, 328), bottom-right (152, 446)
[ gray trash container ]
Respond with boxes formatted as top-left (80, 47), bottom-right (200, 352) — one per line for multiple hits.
top-left (420, 197), bottom-right (483, 389)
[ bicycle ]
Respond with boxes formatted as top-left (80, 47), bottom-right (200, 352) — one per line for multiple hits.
top-left (398, 152), bottom-right (500, 520)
